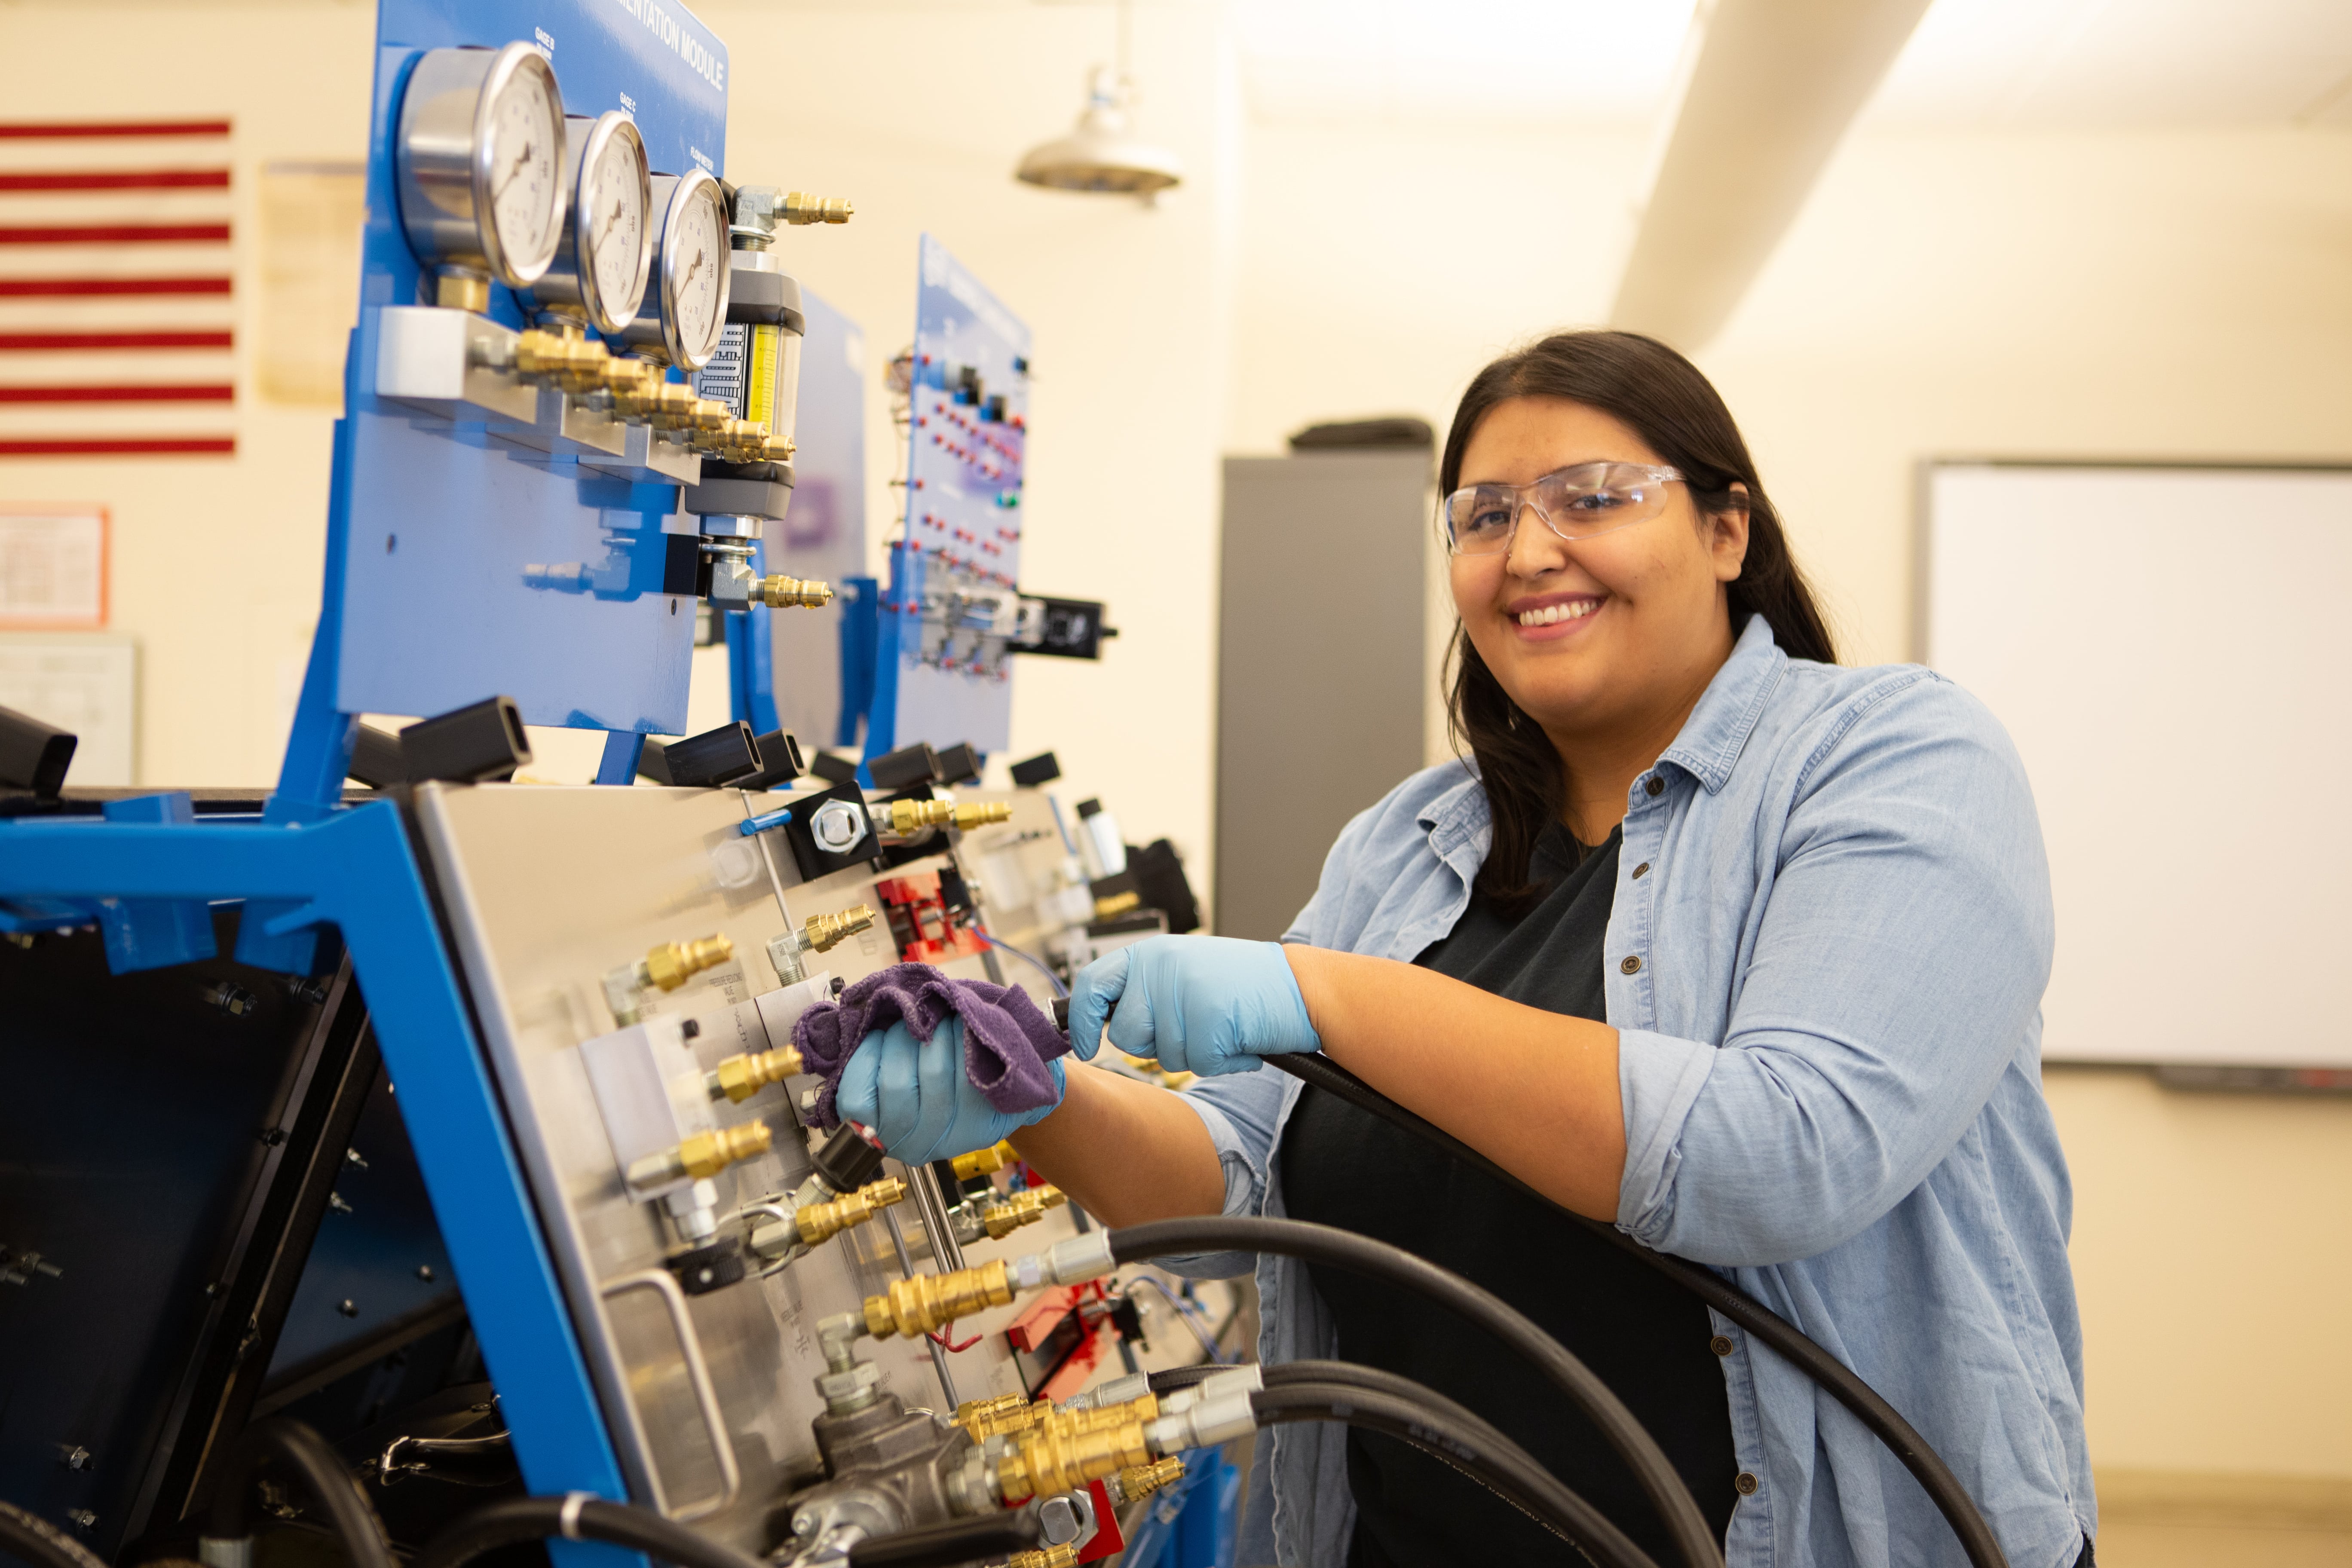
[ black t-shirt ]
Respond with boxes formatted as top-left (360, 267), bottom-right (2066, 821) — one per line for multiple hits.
top-left (1282, 822), bottom-right (1740, 1568)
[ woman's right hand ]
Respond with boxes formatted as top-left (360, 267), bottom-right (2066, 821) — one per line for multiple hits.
top-left (1066, 934), bottom-right (1322, 1077)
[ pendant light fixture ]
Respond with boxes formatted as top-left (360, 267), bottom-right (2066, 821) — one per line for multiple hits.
top-left (1015, 0), bottom-right (1184, 199)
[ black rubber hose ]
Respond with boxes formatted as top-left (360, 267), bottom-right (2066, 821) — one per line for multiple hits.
top-left (1264, 1050), bottom-right (2009, 1568)
top-left (205, 1418), bottom-right (395, 1568)
top-left (1146, 1364), bottom-right (1221, 1393)
top-left (845, 1511), bottom-right (1043, 1568)
top-left (412, 1494), bottom-right (1040, 1568)
top-left (1108, 1216), bottom-right (1720, 1568)
top-left (0, 1502), bottom-right (109, 1568)
top-left (1258, 1374), bottom-right (1658, 1568)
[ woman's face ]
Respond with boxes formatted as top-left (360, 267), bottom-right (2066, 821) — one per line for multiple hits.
top-left (1450, 395), bottom-right (1750, 744)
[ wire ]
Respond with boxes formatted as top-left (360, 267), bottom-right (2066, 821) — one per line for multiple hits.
top-left (1121, 1274), bottom-right (1227, 1363)
top-left (1250, 1382), bottom-right (1657, 1568)
top-left (0, 1503), bottom-right (108, 1568)
top-left (927, 1325), bottom-right (982, 1353)
top-left (1263, 1050), bottom-right (2010, 1568)
top-left (843, 1511), bottom-right (1044, 1568)
top-left (1106, 1216), bottom-right (1720, 1568)
top-left (205, 1418), bottom-right (396, 1568)
top-left (975, 928), bottom-right (1067, 997)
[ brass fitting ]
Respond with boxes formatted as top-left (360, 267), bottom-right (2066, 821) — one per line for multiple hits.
top-left (879, 797), bottom-right (955, 835)
top-left (996, 1417), bottom-right (1152, 1504)
top-left (644, 934), bottom-right (733, 992)
top-left (862, 1259), bottom-right (1012, 1340)
top-left (954, 800), bottom-right (1015, 829)
top-left (980, 1185), bottom-right (1067, 1241)
top-left (711, 1045), bottom-right (803, 1103)
top-left (644, 383), bottom-right (704, 429)
top-left (435, 268), bottom-right (490, 313)
top-left (1094, 890), bottom-right (1142, 921)
top-left (951, 1140), bottom-right (1018, 1181)
top-left (677, 1121), bottom-right (773, 1179)
top-left (1051, 1391), bottom-right (1159, 1435)
top-left (756, 575), bottom-right (834, 609)
top-left (803, 904), bottom-right (876, 953)
top-left (515, 327), bottom-right (610, 390)
top-left (1114, 1456), bottom-right (1187, 1503)
top-left (1008, 1547), bottom-right (1078, 1568)
top-left (795, 1176), bottom-right (909, 1245)
top-left (955, 1393), bottom-right (1047, 1440)
top-left (782, 191), bottom-right (854, 226)
top-left (605, 357), bottom-right (663, 414)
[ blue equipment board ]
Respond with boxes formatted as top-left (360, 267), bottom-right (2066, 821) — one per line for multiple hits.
top-left (763, 287), bottom-right (870, 750)
top-left (332, 0), bottom-right (729, 739)
top-left (864, 235), bottom-right (1032, 761)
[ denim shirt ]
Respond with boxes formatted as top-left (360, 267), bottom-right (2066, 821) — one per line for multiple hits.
top-left (1164, 616), bottom-right (2092, 1568)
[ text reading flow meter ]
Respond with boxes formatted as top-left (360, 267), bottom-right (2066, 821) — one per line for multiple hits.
top-left (394, 43), bottom-right (567, 311)
top-left (526, 111), bottom-right (653, 336)
top-left (680, 184), bottom-right (853, 608)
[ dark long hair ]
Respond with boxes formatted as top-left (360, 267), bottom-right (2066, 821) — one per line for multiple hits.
top-left (1442, 330), bottom-right (1837, 913)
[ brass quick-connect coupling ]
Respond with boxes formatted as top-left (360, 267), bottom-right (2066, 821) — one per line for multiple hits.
top-left (995, 1418), bottom-right (1153, 1506)
top-left (875, 797), bottom-right (1015, 836)
top-left (1111, 1457), bottom-right (1188, 1505)
top-left (795, 1176), bottom-right (909, 1245)
top-left (756, 576), bottom-right (834, 610)
top-left (1007, 1547), bottom-right (1078, 1568)
top-left (604, 357), bottom-right (664, 416)
top-left (802, 904), bottom-right (875, 953)
top-left (862, 1259), bottom-right (1013, 1340)
top-left (1050, 1391), bottom-right (1160, 1436)
top-left (627, 1120), bottom-right (773, 1189)
top-left (783, 191), bottom-right (854, 226)
top-left (709, 1045), bottom-right (804, 1103)
top-left (643, 934), bottom-right (733, 992)
top-left (980, 1185), bottom-right (1067, 1240)
top-left (954, 1393), bottom-right (1047, 1441)
top-left (641, 383), bottom-right (704, 430)
top-left (514, 327), bottom-right (611, 391)
top-left (952, 1140), bottom-right (1017, 1181)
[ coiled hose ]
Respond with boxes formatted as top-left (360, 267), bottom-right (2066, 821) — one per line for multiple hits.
top-left (1264, 1049), bottom-right (2009, 1568)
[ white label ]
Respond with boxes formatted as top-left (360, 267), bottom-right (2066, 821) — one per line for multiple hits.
top-left (0, 509), bottom-right (105, 626)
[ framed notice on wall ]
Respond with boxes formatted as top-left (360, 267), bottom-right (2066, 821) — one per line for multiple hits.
top-left (0, 506), bottom-right (108, 629)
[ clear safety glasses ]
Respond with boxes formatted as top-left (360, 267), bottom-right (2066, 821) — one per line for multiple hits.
top-left (1439, 461), bottom-right (1685, 556)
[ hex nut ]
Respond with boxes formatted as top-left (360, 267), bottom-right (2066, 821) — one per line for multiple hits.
top-left (811, 799), bottom-right (868, 854)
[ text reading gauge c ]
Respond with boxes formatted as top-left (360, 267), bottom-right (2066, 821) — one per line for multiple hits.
top-left (529, 112), bottom-right (653, 335)
top-left (625, 168), bottom-right (732, 371)
top-left (395, 42), bottom-right (568, 293)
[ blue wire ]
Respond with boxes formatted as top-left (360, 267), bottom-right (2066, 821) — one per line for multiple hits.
top-left (976, 928), bottom-right (1068, 997)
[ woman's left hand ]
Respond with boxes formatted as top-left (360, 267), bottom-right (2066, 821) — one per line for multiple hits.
top-left (1067, 934), bottom-right (1321, 1076)
top-left (835, 1016), bottom-right (1066, 1165)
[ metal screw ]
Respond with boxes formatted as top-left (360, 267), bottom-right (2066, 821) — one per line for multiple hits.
top-left (258, 1127), bottom-right (286, 1147)
top-left (338, 1299), bottom-right (358, 1318)
top-left (416, 1265), bottom-right (435, 1283)
top-left (202, 982), bottom-right (259, 1017)
top-left (57, 1446), bottom-right (92, 1471)
top-left (328, 1192), bottom-right (353, 1215)
top-left (345, 1148), bottom-right (369, 1170)
top-left (793, 1514), bottom-right (816, 1537)
top-left (65, 1511), bottom-right (95, 1531)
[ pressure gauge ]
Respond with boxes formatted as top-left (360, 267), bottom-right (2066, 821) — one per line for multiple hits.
top-left (525, 112), bottom-right (652, 335)
top-left (620, 170), bottom-right (732, 370)
top-left (395, 43), bottom-right (567, 294)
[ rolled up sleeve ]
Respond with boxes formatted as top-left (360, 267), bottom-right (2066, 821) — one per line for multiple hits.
top-left (1153, 1067), bottom-right (1289, 1279)
top-left (1617, 680), bottom-right (2056, 1266)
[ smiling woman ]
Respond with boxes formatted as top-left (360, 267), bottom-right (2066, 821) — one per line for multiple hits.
top-left (850, 329), bottom-right (2089, 1568)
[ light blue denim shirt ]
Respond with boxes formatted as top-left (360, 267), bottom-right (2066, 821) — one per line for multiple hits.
top-left (1163, 615), bottom-right (2092, 1568)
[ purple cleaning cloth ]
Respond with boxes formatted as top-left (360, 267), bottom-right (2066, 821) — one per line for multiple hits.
top-left (792, 962), bottom-right (1069, 1129)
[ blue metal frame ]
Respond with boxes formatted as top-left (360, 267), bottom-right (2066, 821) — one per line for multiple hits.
top-left (0, 1), bottom-right (734, 1552)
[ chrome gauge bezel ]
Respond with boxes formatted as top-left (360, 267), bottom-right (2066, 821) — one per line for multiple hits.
top-left (529, 112), bottom-right (652, 335)
top-left (623, 168), bottom-right (732, 370)
top-left (394, 41), bottom-right (567, 289)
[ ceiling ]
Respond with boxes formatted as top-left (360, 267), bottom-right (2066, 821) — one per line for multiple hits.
top-left (1236, 0), bottom-right (2352, 129)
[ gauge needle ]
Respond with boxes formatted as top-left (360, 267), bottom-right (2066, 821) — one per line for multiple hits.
top-left (492, 141), bottom-right (534, 198)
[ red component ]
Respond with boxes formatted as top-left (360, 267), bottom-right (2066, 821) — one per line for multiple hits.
top-left (874, 869), bottom-right (985, 963)
top-left (0, 120), bottom-right (231, 139)
top-left (1077, 1478), bottom-right (1127, 1562)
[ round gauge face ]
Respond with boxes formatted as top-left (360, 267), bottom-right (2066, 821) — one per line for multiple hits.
top-left (667, 182), bottom-right (726, 364)
top-left (483, 61), bottom-right (563, 277)
top-left (583, 129), bottom-right (647, 324)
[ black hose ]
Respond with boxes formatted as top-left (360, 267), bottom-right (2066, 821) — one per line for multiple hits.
top-left (0, 1502), bottom-right (108, 1568)
top-left (1108, 1216), bottom-right (1721, 1568)
top-left (1265, 1050), bottom-right (2010, 1568)
top-left (204, 1418), bottom-right (395, 1568)
top-left (1256, 1375), bottom-right (1658, 1568)
top-left (1146, 1364), bottom-right (1220, 1393)
top-left (845, 1511), bottom-right (1042, 1568)
top-left (414, 1495), bottom-right (768, 1568)
top-left (413, 1493), bottom-right (1040, 1568)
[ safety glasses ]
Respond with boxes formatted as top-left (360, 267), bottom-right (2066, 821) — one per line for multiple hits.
top-left (1439, 461), bottom-right (1684, 556)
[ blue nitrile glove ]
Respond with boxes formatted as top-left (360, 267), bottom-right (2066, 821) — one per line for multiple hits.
top-left (835, 1016), bottom-right (1066, 1166)
top-left (1066, 934), bottom-right (1320, 1077)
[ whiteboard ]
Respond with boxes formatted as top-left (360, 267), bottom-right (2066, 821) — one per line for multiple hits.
top-left (1923, 463), bottom-right (2352, 1069)
top-left (0, 635), bottom-right (135, 786)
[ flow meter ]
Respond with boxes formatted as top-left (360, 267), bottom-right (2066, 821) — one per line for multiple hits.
top-left (620, 169), bottom-right (731, 370)
top-left (525, 112), bottom-right (652, 335)
top-left (395, 42), bottom-right (567, 310)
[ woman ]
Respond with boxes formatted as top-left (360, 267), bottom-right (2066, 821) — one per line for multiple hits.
top-left (836, 331), bottom-right (2091, 1568)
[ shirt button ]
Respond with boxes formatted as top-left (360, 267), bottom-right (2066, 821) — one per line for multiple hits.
top-left (1620, 955), bottom-right (1642, 975)
top-left (1645, 776), bottom-right (1666, 797)
top-left (1632, 862), bottom-right (1651, 879)
top-left (1709, 1334), bottom-right (1734, 1357)
top-left (1736, 1472), bottom-right (1760, 1496)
